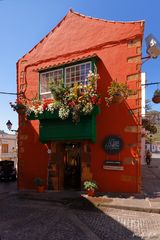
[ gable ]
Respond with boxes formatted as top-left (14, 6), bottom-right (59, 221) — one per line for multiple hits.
top-left (19, 10), bottom-right (144, 65)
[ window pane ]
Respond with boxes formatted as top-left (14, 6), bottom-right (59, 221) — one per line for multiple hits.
top-left (65, 62), bottom-right (91, 85)
top-left (40, 69), bottom-right (63, 98)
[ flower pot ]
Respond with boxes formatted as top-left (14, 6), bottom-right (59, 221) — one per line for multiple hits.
top-left (16, 108), bottom-right (26, 114)
top-left (152, 95), bottom-right (160, 104)
top-left (87, 189), bottom-right (95, 197)
top-left (112, 94), bottom-right (124, 104)
top-left (36, 185), bottom-right (45, 193)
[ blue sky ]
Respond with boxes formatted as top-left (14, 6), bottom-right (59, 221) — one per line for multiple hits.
top-left (0, 0), bottom-right (160, 132)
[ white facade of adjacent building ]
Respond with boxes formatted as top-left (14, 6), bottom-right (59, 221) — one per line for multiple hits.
top-left (141, 72), bottom-right (146, 165)
top-left (0, 131), bottom-right (17, 168)
top-left (146, 142), bottom-right (160, 153)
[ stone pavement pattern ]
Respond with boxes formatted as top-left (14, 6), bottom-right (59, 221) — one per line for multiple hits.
top-left (0, 195), bottom-right (160, 240)
top-left (142, 156), bottom-right (160, 197)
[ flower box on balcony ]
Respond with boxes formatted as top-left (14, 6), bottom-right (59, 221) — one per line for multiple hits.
top-left (28, 106), bottom-right (100, 142)
top-left (28, 110), bottom-right (59, 120)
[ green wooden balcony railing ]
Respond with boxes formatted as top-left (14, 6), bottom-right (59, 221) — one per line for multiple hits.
top-left (28, 106), bottom-right (100, 143)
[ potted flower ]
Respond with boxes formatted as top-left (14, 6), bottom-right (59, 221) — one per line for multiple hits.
top-left (83, 180), bottom-right (98, 196)
top-left (105, 81), bottom-right (133, 106)
top-left (10, 100), bottom-right (27, 114)
top-left (152, 89), bottom-right (160, 104)
top-left (34, 177), bottom-right (45, 193)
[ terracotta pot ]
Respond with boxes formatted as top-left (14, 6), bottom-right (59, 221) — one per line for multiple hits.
top-left (112, 94), bottom-right (124, 104)
top-left (87, 189), bottom-right (95, 197)
top-left (152, 96), bottom-right (160, 104)
top-left (36, 185), bottom-right (45, 193)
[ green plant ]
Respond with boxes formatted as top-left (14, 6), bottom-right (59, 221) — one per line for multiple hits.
top-left (142, 118), bottom-right (157, 134)
top-left (153, 89), bottom-right (160, 96)
top-left (49, 80), bottom-right (69, 101)
top-left (83, 180), bottom-right (98, 191)
top-left (34, 177), bottom-right (45, 186)
top-left (105, 81), bottom-right (133, 106)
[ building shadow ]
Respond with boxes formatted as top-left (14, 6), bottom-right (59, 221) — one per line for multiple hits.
top-left (65, 195), bottom-right (143, 240)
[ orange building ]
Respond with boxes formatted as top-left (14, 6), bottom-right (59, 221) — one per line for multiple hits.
top-left (17, 10), bottom-right (144, 193)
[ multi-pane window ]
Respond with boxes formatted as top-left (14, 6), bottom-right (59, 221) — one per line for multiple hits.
top-left (65, 62), bottom-right (91, 85)
top-left (39, 61), bottom-right (92, 99)
top-left (40, 69), bottom-right (63, 99)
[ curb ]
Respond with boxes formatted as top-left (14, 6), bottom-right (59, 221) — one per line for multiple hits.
top-left (94, 202), bottom-right (160, 214)
top-left (17, 192), bottom-right (160, 214)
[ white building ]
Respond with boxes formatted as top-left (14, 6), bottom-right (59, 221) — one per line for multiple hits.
top-left (146, 141), bottom-right (160, 153)
top-left (0, 131), bottom-right (17, 168)
top-left (141, 72), bottom-right (146, 164)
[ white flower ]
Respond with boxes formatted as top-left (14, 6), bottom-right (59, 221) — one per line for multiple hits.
top-left (82, 102), bottom-right (93, 115)
top-left (47, 103), bottom-right (55, 113)
top-left (59, 106), bottom-right (70, 120)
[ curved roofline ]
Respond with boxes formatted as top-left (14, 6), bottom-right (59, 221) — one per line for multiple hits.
top-left (71, 9), bottom-right (144, 24)
top-left (19, 8), bottom-right (144, 61)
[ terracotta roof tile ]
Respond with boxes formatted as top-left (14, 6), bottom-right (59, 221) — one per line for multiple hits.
top-left (37, 53), bottom-right (97, 71)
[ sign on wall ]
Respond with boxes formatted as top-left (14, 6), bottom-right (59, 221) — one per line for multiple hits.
top-left (103, 160), bottom-right (124, 171)
top-left (103, 135), bottom-right (123, 154)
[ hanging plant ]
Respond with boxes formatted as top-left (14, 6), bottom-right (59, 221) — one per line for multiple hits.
top-left (152, 89), bottom-right (160, 104)
top-left (10, 101), bottom-right (27, 114)
top-left (105, 81), bottom-right (133, 106)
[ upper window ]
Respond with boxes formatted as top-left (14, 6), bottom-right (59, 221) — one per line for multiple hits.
top-left (39, 61), bottom-right (92, 99)
top-left (65, 62), bottom-right (91, 85)
top-left (40, 69), bottom-right (63, 99)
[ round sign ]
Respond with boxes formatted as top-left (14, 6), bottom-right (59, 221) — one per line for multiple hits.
top-left (103, 135), bottom-right (123, 154)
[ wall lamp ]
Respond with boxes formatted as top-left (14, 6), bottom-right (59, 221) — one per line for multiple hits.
top-left (6, 120), bottom-right (18, 133)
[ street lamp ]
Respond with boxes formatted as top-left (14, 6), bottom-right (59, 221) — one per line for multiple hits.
top-left (6, 120), bottom-right (18, 133)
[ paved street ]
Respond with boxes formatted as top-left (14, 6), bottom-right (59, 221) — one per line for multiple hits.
top-left (0, 154), bottom-right (160, 240)
top-left (0, 193), bottom-right (160, 240)
top-left (142, 153), bottom-right (160, 196)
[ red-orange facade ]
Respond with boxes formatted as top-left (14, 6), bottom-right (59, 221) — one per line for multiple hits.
top-left (17, 10), bottom-right (144, 193)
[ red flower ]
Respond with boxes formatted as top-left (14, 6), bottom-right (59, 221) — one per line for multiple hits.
top-left (43, 103), bottom-right (48, 110)
top-left (68, 101), bottom-right (75, 107)
top-left (91, 96), bottom-right (97, 104)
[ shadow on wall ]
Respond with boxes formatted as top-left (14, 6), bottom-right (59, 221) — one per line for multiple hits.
top-left (18, 117), bottom-right (48, 190)
top-left (92, 58), bottom-right (141, 193)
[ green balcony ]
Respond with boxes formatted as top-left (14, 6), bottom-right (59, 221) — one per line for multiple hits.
top-left (28, 106), bottom-right (100, 143)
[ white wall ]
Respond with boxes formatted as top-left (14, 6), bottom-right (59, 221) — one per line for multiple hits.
top-left (141, 72), bottom-right (146, 165)
top-left (0, 132), bottom-right (17, 168)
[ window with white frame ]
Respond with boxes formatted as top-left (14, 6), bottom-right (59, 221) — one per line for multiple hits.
top-left (39, 61), bottom-right (92, 99)
top-left (65, 62), bottom-right (91, 85)
top-left (40, 69), bottom-right (63, 99)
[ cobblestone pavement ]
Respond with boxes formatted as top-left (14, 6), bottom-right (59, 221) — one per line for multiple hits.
top-left (142, 157), bottom-right (160, 197)
top-left (0, 195), bottom-right (160, 240)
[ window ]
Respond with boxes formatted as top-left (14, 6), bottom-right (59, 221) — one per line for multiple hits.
top-left (39, 61), bottom-right (92, 99)
top-left (2, 144), bottom-right (8, 153)
top-left (40, 69), bottom-right (63, 99)
top-left (65, 62), bottom-right (91, 85)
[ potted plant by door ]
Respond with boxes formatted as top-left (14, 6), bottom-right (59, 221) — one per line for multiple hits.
top-left (105, 81), bottom-right (133, 106)
top-left (152, 89), bottom-right (160, 104)
top-left (34, 177), bottom-right (45, 193)
top-left (83, 180), bottom-right (98, 196)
